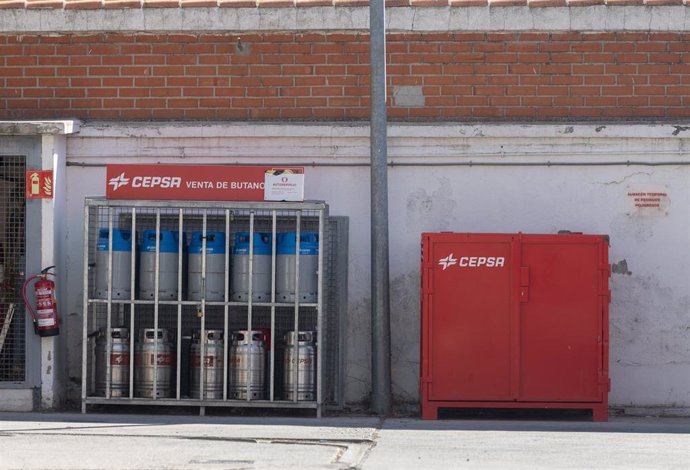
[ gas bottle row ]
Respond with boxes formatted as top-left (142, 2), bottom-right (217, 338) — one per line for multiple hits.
top-left (95, 327), bottom-right (317, 401)
top-left (94, 230), bottom-right (319, 302)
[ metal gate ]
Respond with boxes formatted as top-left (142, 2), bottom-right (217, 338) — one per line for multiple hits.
top-left (0, 156), bottom-right (26, 383)
top-left (82, 198), bottom-right (345, 415)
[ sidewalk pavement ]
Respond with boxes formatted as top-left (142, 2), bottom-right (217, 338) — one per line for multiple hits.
top-left (0, 412), bottom-right (689, 469)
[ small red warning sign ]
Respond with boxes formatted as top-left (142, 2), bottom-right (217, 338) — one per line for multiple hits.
top-left (25, 170), bottom-right (54, 199)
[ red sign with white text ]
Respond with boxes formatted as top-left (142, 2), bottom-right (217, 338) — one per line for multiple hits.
top-left (106, 165), bottom-right (303, 201)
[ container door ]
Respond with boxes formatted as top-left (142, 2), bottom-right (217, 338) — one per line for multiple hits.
top-left (427, 234), bottom-right (514, 401)
top-left (518, 237), bottom-right (602, 402)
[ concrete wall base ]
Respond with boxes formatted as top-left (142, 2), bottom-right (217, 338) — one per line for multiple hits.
top-left (0, 389), bottom-right (35, 412)
top-left (614, 407), bottom-right (690, 418)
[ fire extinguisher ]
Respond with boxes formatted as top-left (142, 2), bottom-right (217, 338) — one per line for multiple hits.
top-left (22, 266), bottom-right (60, 337)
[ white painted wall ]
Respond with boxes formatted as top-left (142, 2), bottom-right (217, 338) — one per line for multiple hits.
top-left (0, 121), bottom-right (78, 411)
top-left (62, 122), bottom-right (690, 414)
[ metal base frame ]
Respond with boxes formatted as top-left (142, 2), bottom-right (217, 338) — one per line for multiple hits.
top-left (85, 397), bottom-right (319, 408)
top-left (421, 401), bottom-right (609, 422)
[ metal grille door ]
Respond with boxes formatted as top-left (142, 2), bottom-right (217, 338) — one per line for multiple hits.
top-left (82, 198), bottom-right (344, 416)
top-left (0, 156), bottom-right (26, 382)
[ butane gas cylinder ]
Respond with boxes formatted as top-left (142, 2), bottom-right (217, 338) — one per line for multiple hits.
top-left (95, 229), bottom-right (133, 300)
top-left (139, 230), bottom-right (183, 300)
top-left (229, 330), bottom-right (266, 399)
top-left (276, 232), bottom-right (318, 303)
top-left (283, 331), bottom-right (316, 401)
top-left (188, 231), bottom-right (226, 302)
top-left (231, 232), bottom-right (272, 302)
top-left (95, 327), bottom-right (130, 397)
top-left (134, 328), bottom-right (174, 398)
top-left (190, 329), bottom-right (225, 399)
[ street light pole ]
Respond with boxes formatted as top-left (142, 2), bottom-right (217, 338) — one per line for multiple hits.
top-left (369, 0), bottom-right (392, 416)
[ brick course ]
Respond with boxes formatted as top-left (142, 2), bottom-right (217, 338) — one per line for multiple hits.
top-left (1, 32), bottom-right (689, 120)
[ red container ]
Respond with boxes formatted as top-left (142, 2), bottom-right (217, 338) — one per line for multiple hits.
top-left (420, 233), bottom-right (611, 421)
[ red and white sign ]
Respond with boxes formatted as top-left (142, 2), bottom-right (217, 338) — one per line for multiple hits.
top-left (106, 165), bottom-right (304, 201)
top-left (26, 170), bottom-right (54, 199)
top-left (110, 354), bottom-right (130, 366)
top-left (438, 253), bottom-right (506, 271)
top-left (264, 169), bottom-right (305, 202)
top-left (625, 184), bottom-right (670, 217)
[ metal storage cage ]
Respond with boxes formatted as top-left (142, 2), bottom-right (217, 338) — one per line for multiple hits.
top-left (81, 198), bottom-right (342, 417)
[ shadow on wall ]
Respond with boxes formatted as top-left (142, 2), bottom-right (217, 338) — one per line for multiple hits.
top-left (344, 297), bottom-right (372, 407)
top-left (390, 272), bottom-right (421, 408)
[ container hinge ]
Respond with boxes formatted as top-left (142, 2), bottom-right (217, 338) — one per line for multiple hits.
top-left (520, 266), bottom-right (530, 286)
top-left (600, 263), bottom-right (612, 277)
top-left (520, 266), bottom-right (529, 302)
top-left (421, 361), bottom-right (431, 383)
top-left (422, 268), bottom-right (434, 295)
top-left (600, 289), bottom-right (611, 302)
top-left (598, 375), bottom-right (611, 391)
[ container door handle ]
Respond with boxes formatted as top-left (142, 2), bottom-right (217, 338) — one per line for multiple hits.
top-left (520, 266), bottom-right (529, 303)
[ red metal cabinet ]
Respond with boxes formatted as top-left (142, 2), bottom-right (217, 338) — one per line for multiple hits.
top-left (420, 233), bottom-right (610, 421)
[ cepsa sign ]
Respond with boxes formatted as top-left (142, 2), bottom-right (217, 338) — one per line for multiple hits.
top-left (106, 165), bottom-right (303, 201)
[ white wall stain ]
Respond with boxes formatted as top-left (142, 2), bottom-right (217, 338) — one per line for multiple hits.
top-left (405, 177), bottom-right (457, 232)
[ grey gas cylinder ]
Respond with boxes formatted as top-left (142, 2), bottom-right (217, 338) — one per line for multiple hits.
top-left (229, 330), bottom-right (266, 400)
top-left (188, 231), bottom-right (226, 302)
top-left (95, 229), bottom-right (134, 300)
top-left (134, 328), bottom-right (174, 398)
top-left (231, 232), bottom-right (272, 302)
top-left (283, 331), bottom-right (316, 401)
top-left (276, 232), bottom-right (318, 303)
top-left (190, 329), bottom-right (225, 399)
top-left (139, 230), bottom-right (183, 300)
top-left (95, 327), bottom-right (130, 397)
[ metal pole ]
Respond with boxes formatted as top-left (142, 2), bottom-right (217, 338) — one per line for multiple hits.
top-left (105, 209), bottom-right (114, 399)
top-left (292, 212), bottom-right (301, 404)
top-left (247, 211), bottom-right (255, 401)
top-left (200, 211), bottom-right (207, 401)
top-left (129, 208), bottom-right (136, 400)
top-left (223, 210), bottom-right (230, 401)
top-left (176, 209), bottom-right (183, 400)
top-left (369, 0), bottom-right (392, 416)
top-left (153, 210), bottom-right (161, 400)
top-left (316, 207), bottom-right (325, 418)
top-left (80, 203), bottom-right (90, 413)
top-left (269, 210), bottom-right (277, 402)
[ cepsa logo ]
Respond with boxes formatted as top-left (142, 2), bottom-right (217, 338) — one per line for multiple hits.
top-left (108, 172), bottom-right (182, 191)
top-left (438, 253), bottom-right (506, 271)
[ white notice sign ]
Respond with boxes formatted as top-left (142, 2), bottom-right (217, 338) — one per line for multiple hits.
top-left (264, 170), bottom-right (304, 202)
top-left (625, 184), bottom-right (670, 217)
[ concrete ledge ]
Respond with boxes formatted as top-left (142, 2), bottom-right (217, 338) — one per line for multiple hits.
top-left (74, 121), bottom-right (690, 140)
top-left (0, 6), bottom-right (689, 32)
top-left (614, 406), bottom-right (690, 417)
top-left (66, 121), bottom-right (690, 165)
top-left (0, 120), bottom-right (81, 136)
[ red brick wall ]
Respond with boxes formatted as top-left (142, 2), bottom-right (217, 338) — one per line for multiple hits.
top-left (1, 32), bottom-right (689, 120)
